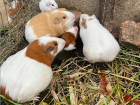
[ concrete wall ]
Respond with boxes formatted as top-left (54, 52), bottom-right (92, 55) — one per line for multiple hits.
top-left (113, 0), bottom-right (140, 30)
top-left (56, 0), bottom-right (140, 31)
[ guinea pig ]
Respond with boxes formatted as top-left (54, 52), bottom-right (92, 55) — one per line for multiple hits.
top-left (39, 0), bottom-right (58, 12)
top-left (25, 8), bottom-right (75, 43)
top-left (61, 24), bottom-right (78, 51)
top-left (0, 0), bottom-right (27, 28)
top-left (0, 36), bottom-right (66, 103)
top-left (79, 14), bottom-right (120, 63)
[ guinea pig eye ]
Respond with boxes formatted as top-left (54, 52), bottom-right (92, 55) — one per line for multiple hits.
top-left (52, 4), bottom-right (54, 6)
top-left (63, 16), bottom-right (66, 19)
top-left (82, 18), bottom-right (84, 20)
top-left (54, 43), bottom-right (58, 46)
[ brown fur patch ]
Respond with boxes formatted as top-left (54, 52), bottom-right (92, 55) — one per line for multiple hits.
top-left (1, 85), bottom-right (16, 102)
top-left (82, 20), bottom-right (87, 29)
top-left (29, 8), bottom-right (69, 38)
top-left (25, 40), bottom-right (56, 67)
top-left (61, 32), bottom-right (76, 48)
top-left (88, 18), bottom-right (93, 21)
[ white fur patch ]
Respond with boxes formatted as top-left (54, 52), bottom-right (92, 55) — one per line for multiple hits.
top-left (59, 23), bottom-right (62, 30)
top-left (61, 11), bottom-right (75, 28)
top-left (46, 13), bottom-right (50, 25)
top-left (64, 44), bottom-right (75, 51)
top-left (66, 26), bottom-right (78, 37)
top-left (25, 21), bottom-right (38, 43)
top-left (7, 15), bottom-right (12, 22)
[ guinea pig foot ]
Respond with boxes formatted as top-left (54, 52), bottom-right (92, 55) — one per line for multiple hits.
top-left (83, 57), bottom-right (88, 61)
top-left (32, 96), bottom-right (40, 101)
top-left (73, 47), bottom-right (76, 49)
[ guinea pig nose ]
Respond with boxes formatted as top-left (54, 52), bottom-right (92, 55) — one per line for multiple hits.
top-left (73, 17), bottom-right (75, 20)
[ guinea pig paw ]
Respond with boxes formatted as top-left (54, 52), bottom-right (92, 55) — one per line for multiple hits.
top-left (73, 47), bottom-right (76, 49)
top-left (83, 57), bottom-right (88, 61)
top-left (75, 27), bottom-right (78, 34)
top-left (32, 96), bottom-right (40, 101)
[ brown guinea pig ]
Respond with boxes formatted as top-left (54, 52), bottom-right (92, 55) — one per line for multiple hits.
top-left (61, 24), bottom-right (78, 51)
top-left (0, 36), bottom-right (65, 103)
top-left (25, 8), bottom-right (75, 43)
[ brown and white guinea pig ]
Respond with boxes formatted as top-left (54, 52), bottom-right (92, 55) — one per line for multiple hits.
top-left (25, 8), bottom-right (75, 43)
top-left (61, 24), bottom-right (78, 51)
top-left (0, 0), bottom-right (27, 28)
top-left (79, 14), bottom-right (120, 63)
top-left (0, 36), bottom-right (66, 103)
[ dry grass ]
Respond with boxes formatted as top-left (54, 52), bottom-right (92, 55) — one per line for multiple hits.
top-left (38, 48), bottom-right (140, 105)
top-left (1, 47), bottom-right (139, 105)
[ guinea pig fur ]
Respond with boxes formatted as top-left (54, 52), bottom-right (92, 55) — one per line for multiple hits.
top-left (0, 36), bottom-right (66, 103)
top-left (79, 14), bottom-right (120, 63)
top-left (0, 0), bottom-right (27, 28)
top-left (25, 8), bottom-right (75, 43)
top-left (61, 24), bottom-right (78, 51)
top-left (39, 0), bottom-right (58, 12)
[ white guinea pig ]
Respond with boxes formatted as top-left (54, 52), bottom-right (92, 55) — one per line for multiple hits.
top-left (0, 36), bottom-right (66, 103)
top-left (61, 24), bottom-right (78, 51)
top-left (79, 14), bottom-right (120, 63)
top-left (39, 0), bottom-right (58, 12)
top-left (25, 8), bottom-right (75, 43)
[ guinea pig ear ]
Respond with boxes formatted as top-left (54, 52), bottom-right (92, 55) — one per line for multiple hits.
top-left (92, 14), bottom-right (97, 19)
top-left (53, 17), bottom-right (61, 24)
top-left (44, 44), bottom-right (55, 53)
top-left (82, 20), bottom-right (87, 29)
top-left (46, 1), bottom-right (51, 6)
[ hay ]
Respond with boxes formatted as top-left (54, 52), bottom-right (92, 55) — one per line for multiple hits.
top-left (0, 47), bottom-right (140, 105)
top-left (1, 47), bottom-right (137, 105)
top-left (44, 48), bottom-right (140, 105)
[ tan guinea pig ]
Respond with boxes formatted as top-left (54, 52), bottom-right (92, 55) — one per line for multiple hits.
top-left (25, 8), bottom-right (75, 43)
top-left (61, 24), bottom-right (78, 51)
top-left (0, 0), bottom-right (27, 28)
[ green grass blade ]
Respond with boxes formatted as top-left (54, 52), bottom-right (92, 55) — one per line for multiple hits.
top-left (0, 94), bottom-right (21, 105)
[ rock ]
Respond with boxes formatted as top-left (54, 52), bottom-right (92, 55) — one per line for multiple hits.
top-left (119, 20), bottom-right (140, 50)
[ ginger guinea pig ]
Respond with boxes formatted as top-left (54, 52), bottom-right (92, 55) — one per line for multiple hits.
top-left (61, 24), bottom-right (78, 51)
top-left (39, 0), bottom-right (58, 12)
top-left (0, 36), bottom-right (65, 103)
top-left (25, 8), bottom-right (75, 43)
top-left (79, 14), bottom-right (120, 63)
top-left (0, 0), bottom-right (27, 28)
